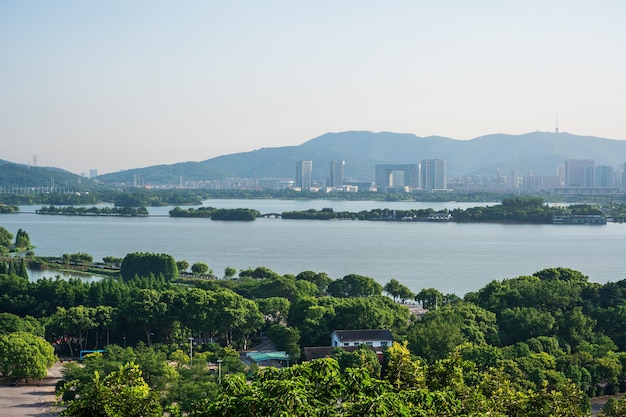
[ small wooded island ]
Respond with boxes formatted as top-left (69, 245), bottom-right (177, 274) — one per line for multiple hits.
top-left (169, 207), bottom-right (260, 221)
top-left (0, 204), bottom-right (19, 214)
top-left (36, 205), bottom-right (149, 217)
top-left (169, 197), bottom-right (610, 224)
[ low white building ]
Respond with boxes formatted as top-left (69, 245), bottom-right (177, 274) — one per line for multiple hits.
top-left (330, 329), bottom-right (393, 348)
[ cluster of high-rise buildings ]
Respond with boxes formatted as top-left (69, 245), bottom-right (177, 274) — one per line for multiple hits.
top-left (295, 159), bottom-right (447, 192)
top-left (562, 160), bottom-right (617, 188)
top-left (555, 159), bottom-right (626, 195)
top-left (177, 157), bottom-right (624, 195)
top-left (449, 159), bottom-right (626, 194)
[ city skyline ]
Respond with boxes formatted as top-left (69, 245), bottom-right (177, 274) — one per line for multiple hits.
top-left (2, 2), bottom-right (626, 175)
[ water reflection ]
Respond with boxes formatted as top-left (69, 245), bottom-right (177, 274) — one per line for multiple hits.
top-left (27, 268), bottom-right (102, 282)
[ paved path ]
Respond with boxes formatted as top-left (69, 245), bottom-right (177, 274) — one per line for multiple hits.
top-left (0, 363), bottom-right (63, 417)
top-left (590, 393), bottom-right (624, 416)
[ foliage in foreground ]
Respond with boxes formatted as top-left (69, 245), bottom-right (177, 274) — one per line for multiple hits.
top-left (6, 252), bottom-right (626, 415)
top-left (0, 331), bottom-right (56, 383)
top-left (59, 343), bottom-right (243, 413)
top-left (195, 353), bottom-right (587, 417)
top-left (59, 363), bottom-right (163, 417)
top-left (61, 342), bottom-right (590, 417)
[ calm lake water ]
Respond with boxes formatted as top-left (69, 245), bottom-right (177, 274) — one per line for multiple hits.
top-left (2, 199), bottom-right (625, 296)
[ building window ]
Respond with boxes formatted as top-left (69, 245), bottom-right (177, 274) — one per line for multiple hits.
top-left (381, 341), bottom-right (388, 347)
top-left (365, 341), bottom-right (373, 346)
top-left (344, 342), bottom-right (349, 346)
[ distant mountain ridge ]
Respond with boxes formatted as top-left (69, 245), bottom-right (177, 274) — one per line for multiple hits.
top-left (3, 131), bottom-right (626, 187)
top-left (299, 131), bottom-right (626, 177)
top-left (96, 131), bottom-right (626, 185)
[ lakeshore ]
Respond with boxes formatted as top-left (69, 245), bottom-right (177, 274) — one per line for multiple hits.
top-left (2, 199), bottom-right (626, 296)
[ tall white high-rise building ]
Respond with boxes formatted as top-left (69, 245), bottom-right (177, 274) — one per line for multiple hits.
top-left (421, 159), bottom-right (446, 191)
top-left (296, 160), bottom-right (313, 190)
top-left (329, 160), bottom-right (345, 188)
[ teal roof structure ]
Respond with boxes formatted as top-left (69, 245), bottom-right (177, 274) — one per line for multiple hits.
top-left (247, 351), bottom-right (290, 362)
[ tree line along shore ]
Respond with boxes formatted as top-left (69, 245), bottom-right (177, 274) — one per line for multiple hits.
top-left (20, 196), bottom-right (626, 223)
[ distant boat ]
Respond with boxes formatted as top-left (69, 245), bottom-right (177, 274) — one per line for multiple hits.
top-left (552, 213), bottom-right (606, 225)
top-left (426, 213), bottom-right (453, 222)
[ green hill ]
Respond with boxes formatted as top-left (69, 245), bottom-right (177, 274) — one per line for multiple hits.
top-left (0, 163), bottom-right (96, 190)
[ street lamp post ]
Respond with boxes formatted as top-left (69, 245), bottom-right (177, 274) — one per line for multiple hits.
top-left (189, 337), bottom-right (194, 365)
top-left (217, 359), bottom-right (223, 384)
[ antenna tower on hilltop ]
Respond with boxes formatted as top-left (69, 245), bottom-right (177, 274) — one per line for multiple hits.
top-left (555, 114), bottom-right (559, 134)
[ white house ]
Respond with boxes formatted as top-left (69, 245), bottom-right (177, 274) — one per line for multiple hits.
top-left (330, 329), bottom-right (393, 348)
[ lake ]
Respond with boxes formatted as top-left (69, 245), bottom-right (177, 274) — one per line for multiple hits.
top-left (2, 199), bottom-right (625, 296)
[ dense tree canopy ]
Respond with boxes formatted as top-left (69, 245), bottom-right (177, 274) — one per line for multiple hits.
top-left (189, 346), bottom-right (589, 417)
top-left (327, 274), bottom-right (383, 298)
top-left (13, 228), bottom-right (30, 249)
top-left (191, 262), bottom-right (210, 276)
top-left (0, 226), bottom-right (13, 251)
top-left (4, 256), bottom-right (626, 414)
top-left (210, 208), bottom-right (260, 221)
top-left (384, 278), bottom-right (415, 303)
top-left (120, 252), bottom-right (178, 282)
top-left (0, 312), bottom-right (43, 335)
top-left (36, 205), bottom-right (148, 217)
top-left (0, 331), bottom-right (56, 383)
top-left (60, 362), bottom-right (163, 417)
top-left (0, 258), bottom-right (28, 279)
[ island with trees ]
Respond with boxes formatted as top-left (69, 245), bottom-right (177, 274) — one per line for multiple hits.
top-left (0, 204), bottom-right (19, 214)
top-left (5, 190), bottom-right (623, 224)
top-left (281, 197), bottom-right (610, 224)
top-left (169, 207), bottom-right (260, 221)
top-left (164, 197), bottom-right (615, 225)
top-left (36, 205), bottom-right (149, 217)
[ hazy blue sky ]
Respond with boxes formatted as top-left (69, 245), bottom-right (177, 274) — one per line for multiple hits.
top-left (2, 1), bottom-right (625, 174)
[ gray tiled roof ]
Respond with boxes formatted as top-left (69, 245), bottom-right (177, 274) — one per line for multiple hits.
top-left (332, 329), bottom-right (393, 342)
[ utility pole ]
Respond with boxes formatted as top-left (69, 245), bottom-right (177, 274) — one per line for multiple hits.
top-left (189, 337), bottom-right (194, 365)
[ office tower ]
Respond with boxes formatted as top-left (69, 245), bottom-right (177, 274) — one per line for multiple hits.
top-left (296, 160), bottom-right (313, 190)
top-left (421, 159), bottom-right (446, 191)
top-left (329, 160), bottom-right (345, 188)
top-left (593, 166), bottom-right (614, 188)
top-left (375, 164), bottom-right (419, 190)
top-left (564, 159), bottom-right (594, 187)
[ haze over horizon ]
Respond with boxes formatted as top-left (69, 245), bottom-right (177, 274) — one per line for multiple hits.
top-left (2, 1), bottom-right (625, 175)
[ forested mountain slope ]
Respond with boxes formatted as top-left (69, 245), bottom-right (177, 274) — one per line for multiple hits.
top-left (97, 131), bottom-right (626, 185)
